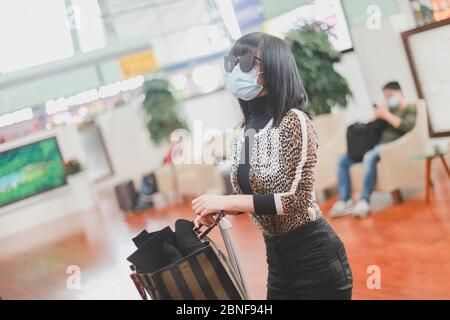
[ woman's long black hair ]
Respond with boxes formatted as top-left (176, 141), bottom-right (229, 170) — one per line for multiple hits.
top-left (229, 32), bottom-right (308, 127)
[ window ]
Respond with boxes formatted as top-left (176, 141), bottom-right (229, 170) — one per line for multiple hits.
top-left (71, 0), bottom-right (106, 53)
top-left (0, 0), bottom-right (106, 73)
top-left (0, 0), bottom-right (74, 73)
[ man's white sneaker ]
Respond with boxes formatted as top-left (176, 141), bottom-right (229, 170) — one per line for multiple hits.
top-left (352, 199), bottom-right (370, 218)
top-left (329, 200), bottom-right (354, 218)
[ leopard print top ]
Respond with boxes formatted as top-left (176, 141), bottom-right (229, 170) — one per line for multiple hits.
top-left (229, 108), bottom-right (323, 235)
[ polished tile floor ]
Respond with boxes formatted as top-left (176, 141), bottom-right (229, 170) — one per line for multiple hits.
top-left (0, 159), bottom-right (449, 300)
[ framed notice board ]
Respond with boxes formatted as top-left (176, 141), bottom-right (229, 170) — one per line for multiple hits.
top-left (402, 18), bottom-right (450, 137)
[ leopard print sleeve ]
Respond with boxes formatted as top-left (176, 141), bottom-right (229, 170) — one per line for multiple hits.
top-left (228, 122), bottom-right (245, 195)
top-left (271, 109), bottom-right (318, 215)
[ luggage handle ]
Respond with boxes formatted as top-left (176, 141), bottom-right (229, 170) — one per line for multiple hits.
top-left (217, 218), bottom-right (249, 298)
top-left (192, 210), bottom-right (225, 241)
top-left (192, 211), bottom-right (249, 298)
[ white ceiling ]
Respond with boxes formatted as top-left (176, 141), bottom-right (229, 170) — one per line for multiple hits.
top-left (0, 0), bottom-right (232, 114)
top-left (98, 0), bottom-right (217, 43)
top-left (98, 0), bottom-right (231, 68)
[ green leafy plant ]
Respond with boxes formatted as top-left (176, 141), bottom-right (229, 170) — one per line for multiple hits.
top-left (142, 78), bottom-right (188, 145)
top-left (285, 22), bottom-right (352, 116)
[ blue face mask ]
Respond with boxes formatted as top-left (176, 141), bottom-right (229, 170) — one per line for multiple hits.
top-left (227, 65), bottom-right (263, 101)
top-left (388, 96), bottom-right (399, 109)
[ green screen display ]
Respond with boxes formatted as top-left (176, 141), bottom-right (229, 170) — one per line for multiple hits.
top-left (0, 137), bottom-right (66, 207)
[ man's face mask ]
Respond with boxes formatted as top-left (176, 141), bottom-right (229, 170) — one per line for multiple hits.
top-left (388, 96), bottom-right (399, 109)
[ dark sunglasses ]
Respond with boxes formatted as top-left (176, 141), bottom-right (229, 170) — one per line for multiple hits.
top-left (224, 54), bottom-right (262, 73)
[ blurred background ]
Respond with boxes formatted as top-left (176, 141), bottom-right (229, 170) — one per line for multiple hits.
top-left (0, 0), bottom-right (449, 300)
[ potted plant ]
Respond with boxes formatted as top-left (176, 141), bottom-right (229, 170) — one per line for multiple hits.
top-left (142, 78), bottom-right (189, 205)
top-left (64, 159), bottom-right (83, 176)
top-left (285, 22), bottom-right (352, 116)
top-left (142, 78), bottom-right (188, 145)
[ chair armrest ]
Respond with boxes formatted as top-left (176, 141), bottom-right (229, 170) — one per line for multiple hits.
top-left (314, 123), bottom-right (347, 191)
top-left (377, 131), bottom-right (424, 191)
top-left (378, 130), bottom-right (422, 162)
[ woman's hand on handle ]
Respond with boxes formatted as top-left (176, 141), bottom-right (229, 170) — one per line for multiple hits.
top-left (193, 214), bottom-right (216, 228)
top-left (192, 195), bottom-right (230, 217)
top-left (191, 194), bottom-right (255, 226)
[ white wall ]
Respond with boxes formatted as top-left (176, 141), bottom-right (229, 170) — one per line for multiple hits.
top-left (350, 14), bottom-right (418, 105)
top-left (334, 51), bottom-right (373, 123)
top-left (180, 89), bottom-right (242, 130)
top-left (95, 102), bottom-right (167, 189)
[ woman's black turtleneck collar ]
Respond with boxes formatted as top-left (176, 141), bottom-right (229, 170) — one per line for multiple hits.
top-left (245, 94), bottom-right (271, 131)
top-left (239, 94), bottom-right (271, 194)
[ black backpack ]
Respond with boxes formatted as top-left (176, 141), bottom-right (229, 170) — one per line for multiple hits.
top-left (346, 120), bottom-right (387, 162)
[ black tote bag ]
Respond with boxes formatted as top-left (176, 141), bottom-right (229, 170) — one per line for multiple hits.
top-left (346, 120), bottom-right (387, 162)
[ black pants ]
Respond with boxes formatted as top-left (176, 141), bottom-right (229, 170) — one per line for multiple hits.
top-left (264, 217), bottom-right (353, 300)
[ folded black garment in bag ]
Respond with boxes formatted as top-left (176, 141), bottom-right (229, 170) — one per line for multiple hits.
top-left (174, 219), bottom-right (207, 256)
top-left (132, 230), bottom-right (151, 248)
top-left (127, 220), bottom-right (207, 274)
top-left (128, 219), bottom-right (207, 274)
top-left (162, 241), bottom-right (183, 263)
top-left (127, 227), bottom-right (183, 274)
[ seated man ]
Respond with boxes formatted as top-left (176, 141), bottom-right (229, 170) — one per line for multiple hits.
top-left (329, 81), bottom-right (417, 218)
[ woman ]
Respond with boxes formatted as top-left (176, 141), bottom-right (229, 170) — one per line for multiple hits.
top-left (192, 32), bottom-right (353, 300)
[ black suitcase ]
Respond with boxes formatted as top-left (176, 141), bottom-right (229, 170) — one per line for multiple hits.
top-left (115, 180), bottom-right (138, 211)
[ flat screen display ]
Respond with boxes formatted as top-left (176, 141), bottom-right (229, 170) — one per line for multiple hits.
top-left (0, 137), bottom-right (66, 207)
top-left (263, 0), bottom-right (353, 52)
